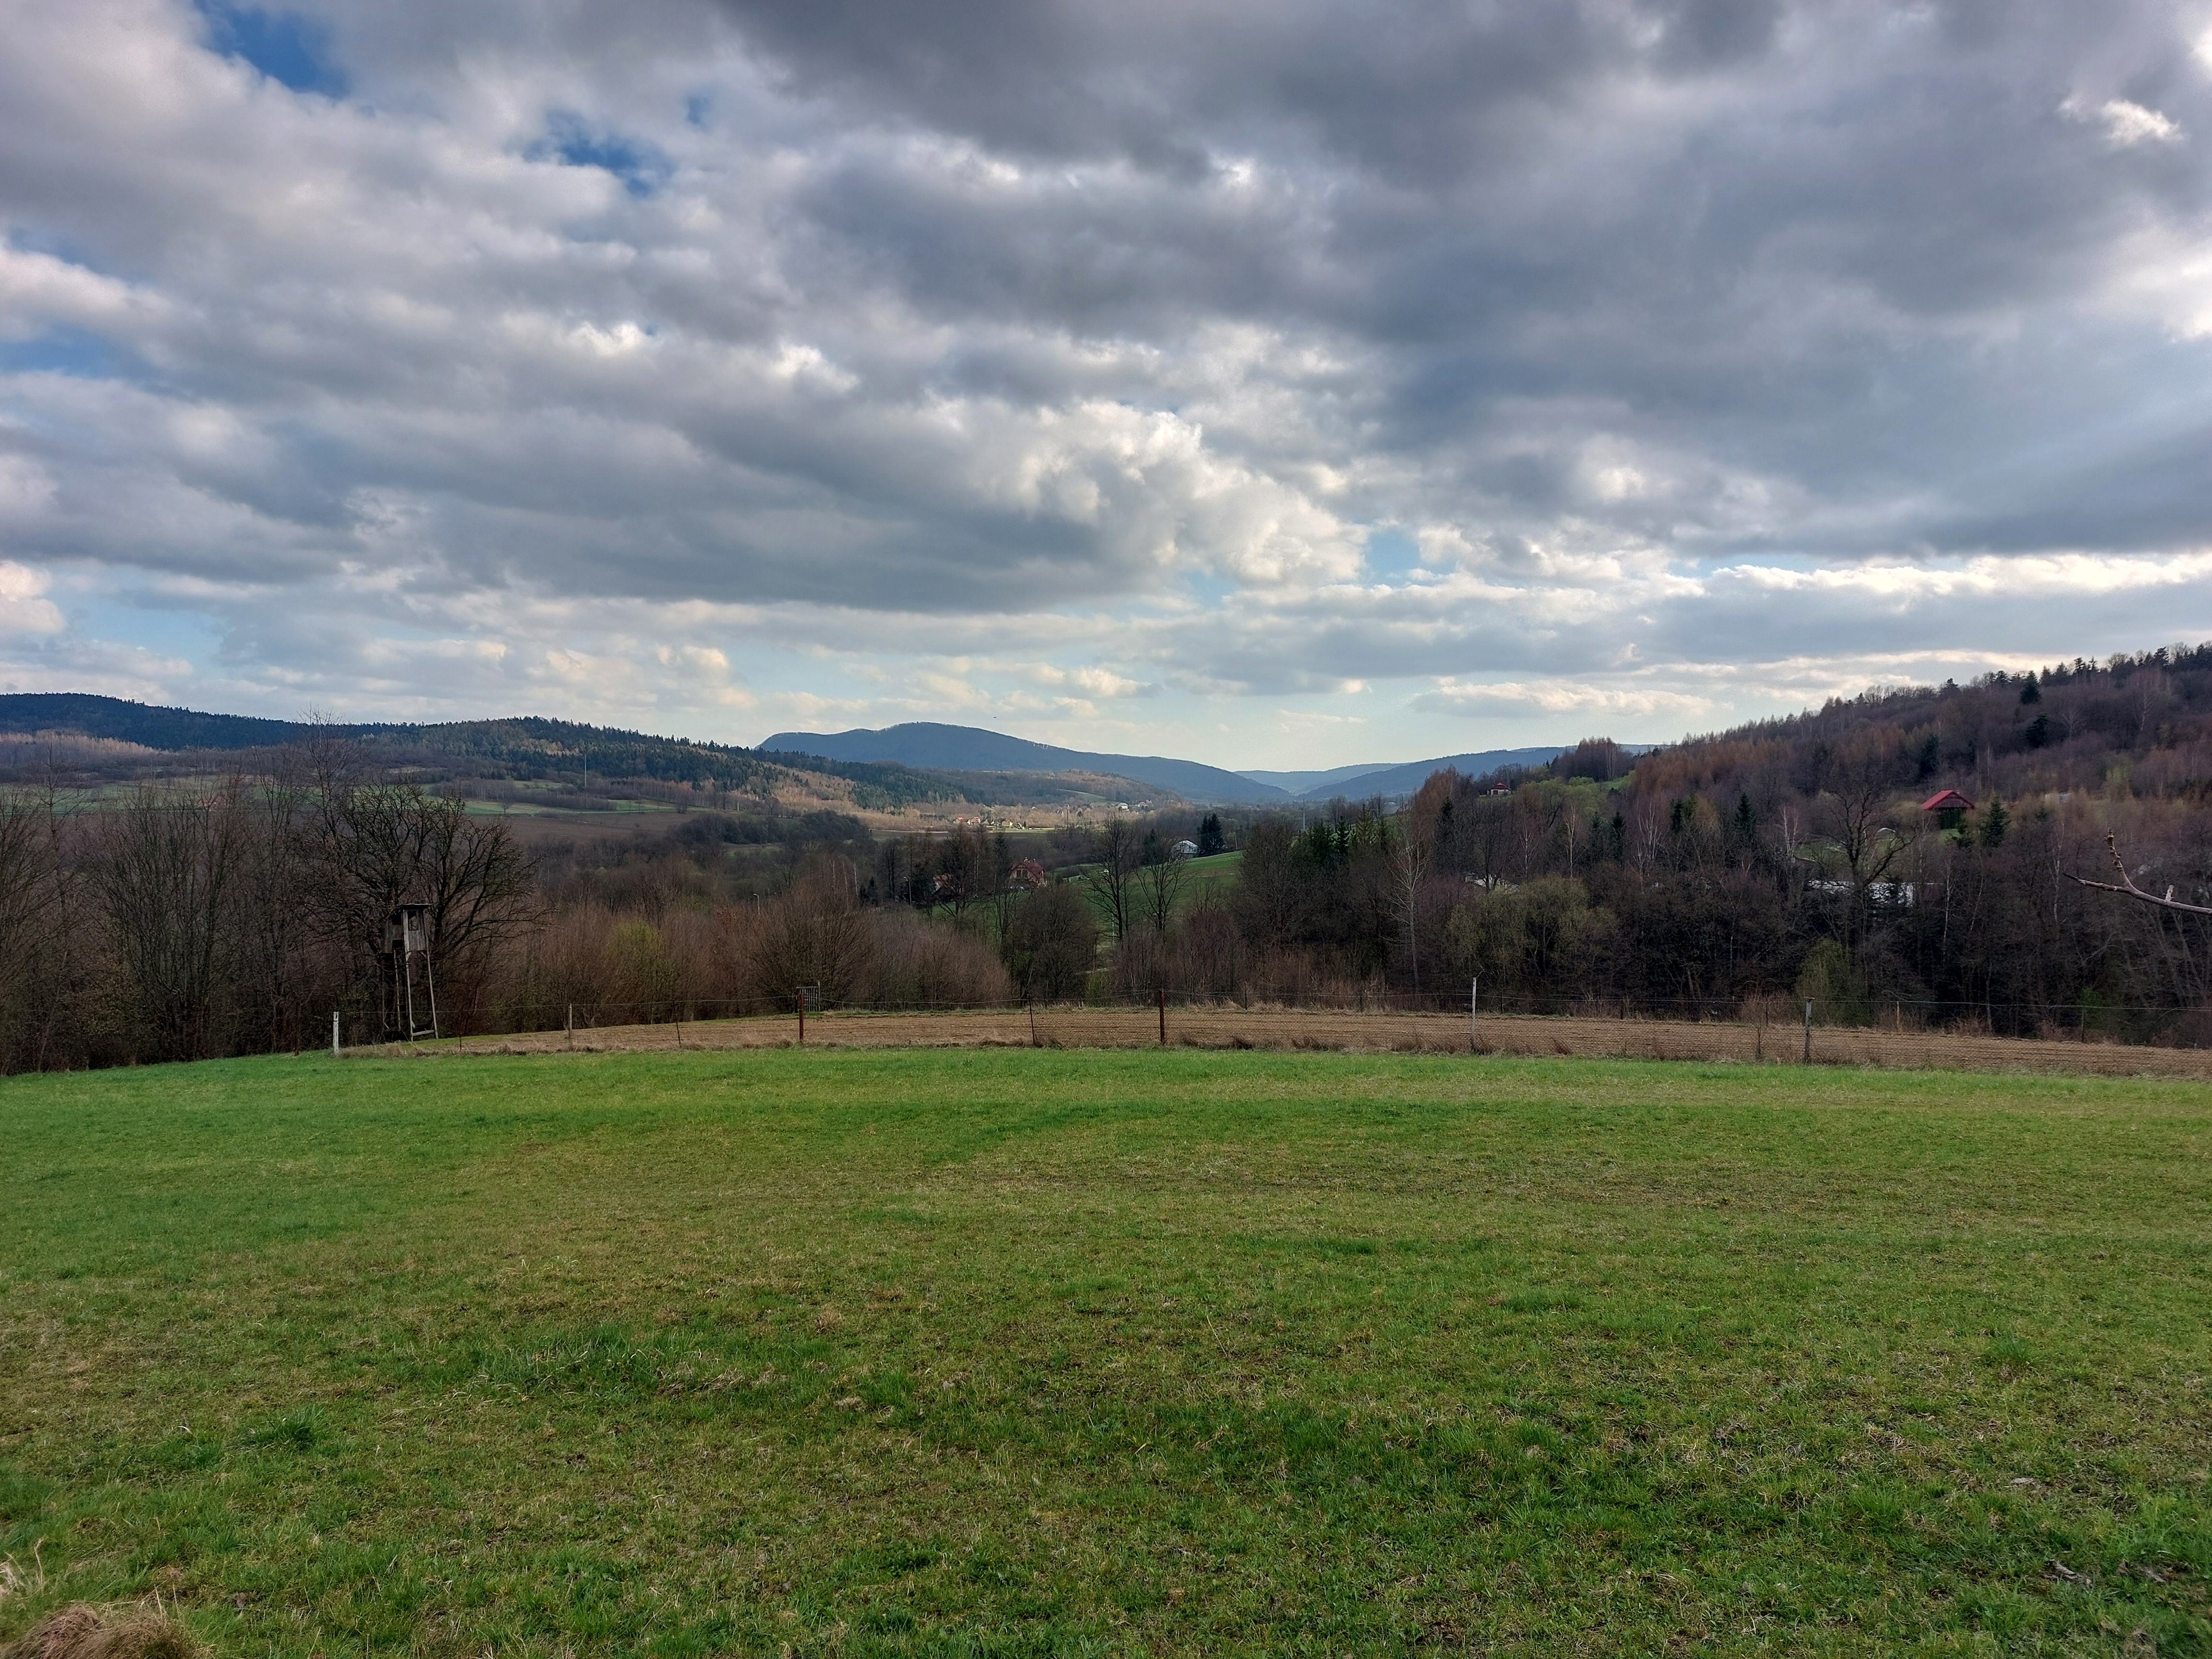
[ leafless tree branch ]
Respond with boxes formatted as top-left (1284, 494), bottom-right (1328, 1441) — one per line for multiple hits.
top-left (2069, 833), bottom-right (2212, 917)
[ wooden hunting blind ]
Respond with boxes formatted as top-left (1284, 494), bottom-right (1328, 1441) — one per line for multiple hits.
top-left (378, 902), bottom-right (441, 1042)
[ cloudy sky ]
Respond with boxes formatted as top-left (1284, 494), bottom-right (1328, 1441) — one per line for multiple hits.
top-left (2, 0), bottom-right (2211, 766)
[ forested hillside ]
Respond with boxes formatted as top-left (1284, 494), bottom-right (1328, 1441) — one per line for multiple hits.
top-left (1633, 642), bottom-right (2212, 810)
top-left (1191, 646), bottom-right (2212, 1041)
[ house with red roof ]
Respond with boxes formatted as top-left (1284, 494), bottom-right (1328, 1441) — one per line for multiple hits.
top-left (1921, 788), bottom-right (1974, 830)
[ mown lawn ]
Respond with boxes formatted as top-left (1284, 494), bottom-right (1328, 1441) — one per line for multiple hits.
top-left (1, 1049), bottom-right (2209, 1655)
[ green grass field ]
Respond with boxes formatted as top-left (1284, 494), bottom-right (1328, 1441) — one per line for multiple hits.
top-left (1171, 850), bottom-right (1242, 910)
top-left (2, 1050), bottom-right (2209, 1655)
top-left (1054, 850), bottom-right (1242, 920)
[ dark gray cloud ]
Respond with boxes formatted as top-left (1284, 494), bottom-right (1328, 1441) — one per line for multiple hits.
top-left (721, 0), bottom-right (1745, 177)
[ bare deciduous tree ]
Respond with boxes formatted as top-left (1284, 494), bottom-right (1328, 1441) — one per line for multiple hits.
top-left (1004, 879), bottom-right (1098, 1002)
top-left (97, 784), bottom-right (246, 1062)
top-left (1230, 818), bottom-right (1303, 943)
top-left (0, 783), bottom-right (73, 1070)
top-left (228, 765), bottom-right (316, 1052)
top-left (745, 856), bottom-right (874, 1006)
top-left (1820, 735), bottom-right (1909, 961)
top-left (297, 751), bottom-right (536, 1027)
top-left (1388, 821), bottom-right (1433, 994)
top-left (1138, 850), bottom-right (1186, 938)
top-left (1084, 818), bottom-right (1142, 942)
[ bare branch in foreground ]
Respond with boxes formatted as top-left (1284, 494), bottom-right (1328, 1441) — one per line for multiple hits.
top-left (2069, 833), bottom-right (2212, 917)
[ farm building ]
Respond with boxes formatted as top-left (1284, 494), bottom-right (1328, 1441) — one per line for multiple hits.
top-left (1920, 787), bottom-right (1974, 830)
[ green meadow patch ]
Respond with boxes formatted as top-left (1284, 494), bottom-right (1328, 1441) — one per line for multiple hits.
top-left (2, 1048), bottom-right (2210, 1655)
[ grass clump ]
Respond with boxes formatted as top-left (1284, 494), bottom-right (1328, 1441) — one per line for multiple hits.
top-left (2, 1047), bottom-right (2211, 1654)
top-left (1, 1602), bottom-right (203, 1659)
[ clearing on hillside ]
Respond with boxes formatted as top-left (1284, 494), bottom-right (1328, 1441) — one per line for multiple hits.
top-left (2, 1049), bottom-right (2209, 1655)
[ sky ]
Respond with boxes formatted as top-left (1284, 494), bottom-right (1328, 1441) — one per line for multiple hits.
top-left (2, 0), bottom-right (2212, 769)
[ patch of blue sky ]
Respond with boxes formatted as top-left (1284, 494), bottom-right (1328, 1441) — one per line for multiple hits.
top-left (1178, 572), bottom-right (1239, 606)
top-left (0, 327), bottom-right (132, 380)
top-left (8, 227), bottom-right (118, 274)
top-left (74, 597), bottom-right (227, 664)
top-left (685, 93), bottom-right (713, 129)
top-left (193, 1), bottom-right (347, 97)
top-left (1361, 528), bottom-right (1423, 578)
top-left (531, 113), bottom-right (675, 199)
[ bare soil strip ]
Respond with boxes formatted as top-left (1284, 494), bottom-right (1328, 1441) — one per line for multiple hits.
top-left (402, 1006), bottom-right (2212, 1078)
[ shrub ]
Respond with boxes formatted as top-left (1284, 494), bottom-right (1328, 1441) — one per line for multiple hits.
top-left (1003, 882), bottom-right (1098, 1002)
top-left (743, 859), bottom-right (874, 1007)
top-left (865, 910), bottom-right (1012, 1008)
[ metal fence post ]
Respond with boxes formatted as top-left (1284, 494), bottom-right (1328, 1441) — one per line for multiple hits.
top-left (331, 1010), bottom-right (339, 1058)
top-left (1471, 977), bottom-right (1479, 1052)
top-left (1803, 999), bottom-right (1813, 1064)
top-left (1157, 986), bottom-right (1167, 1046)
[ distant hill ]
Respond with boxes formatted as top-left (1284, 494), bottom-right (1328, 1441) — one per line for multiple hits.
top-left (0, 696), bottom-right (1611, 816)
top-left (1312, 748), bottom-right (1575, 800)
top-left (1237, 762), bottom-right (1407, 795)
top-left (0, 693), bottom-right (302, 752)
top-left (1242, 747), bottom-right (1573, 800)
top-left (0, 695), bottom-right (952, 810)
top-left (761, 722), bottom-right (1291, 804)
top-left (763, 725), bottom-right (1595, 805)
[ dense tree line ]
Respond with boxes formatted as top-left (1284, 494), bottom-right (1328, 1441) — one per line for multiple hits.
top-left (0, 752), bottom-right (534, 1071)
top-left (6, 648), bottom-right (2212, 1073)
top-left (0, 745), bottom-right (1044, 1070)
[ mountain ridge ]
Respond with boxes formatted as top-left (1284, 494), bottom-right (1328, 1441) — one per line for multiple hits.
top-left (1249, 747), bottom-right (1572, 799)
top-left (0, 695), bottom-right (1593, 812)
top-left (1238, 762), bottom-right (1408, 793)
top-left (761, 721), bottom-right (1290, 803)
top-left (0, 694), bottom-right (952, 808)
top-left (767, 723), bottom-right (1580, 803)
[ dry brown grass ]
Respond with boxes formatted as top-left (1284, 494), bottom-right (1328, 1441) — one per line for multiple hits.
top-left (411, 1005), bottom-right (2212, 1078)
top-left (0, 1604), bottom-right (202, 1659)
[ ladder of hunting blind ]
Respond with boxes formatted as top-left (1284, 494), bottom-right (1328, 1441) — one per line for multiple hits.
top-left (385, 903), bottom-right (442, 1043)
top-left (402, 950), bottom-right (439, 1042)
